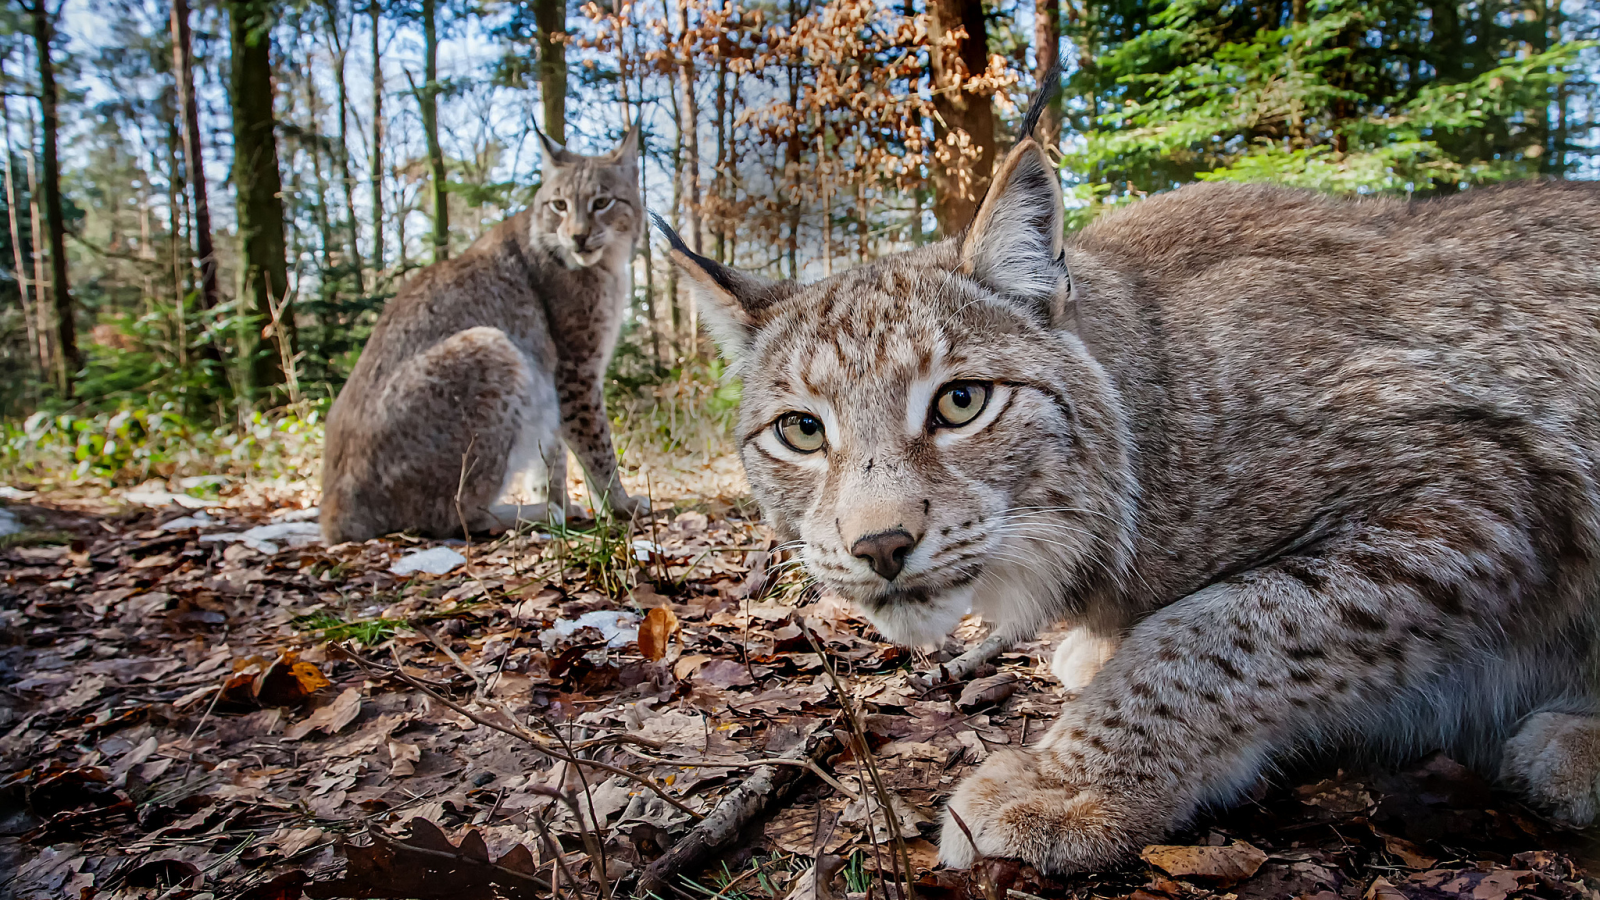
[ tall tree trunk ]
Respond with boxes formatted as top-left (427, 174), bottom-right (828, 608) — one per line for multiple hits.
top-left (420, 0), bottom-right (447, 262)
top-left (325, 0), bottom-right (364, 292)
top-left (674, 0), bottom-right (701, 257)
top-left (713, 51), bottom-right (726, 263)
top-left (0, 61), bottom-right (41, 378)
top-left (928, 0), bottom-right (995, 236)
top-left (228, 0), bottom-right (296, 395)
top-left (166, 114), bottom-right (188, 371)
top-left (170, 0), bottom-right (226, 372)
top-left (369, 0), bottom-right (384, 274)
top-left (28, 0), bottom-right (78, 393)
top-left (1033, 0), bottom-right (1061, 148)
top-left (532, 0), bottom-right (566, 143)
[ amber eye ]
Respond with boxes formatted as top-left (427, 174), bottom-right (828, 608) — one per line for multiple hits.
top-left (593, 197), bottom-right (616, 211)
top-left (932, 381), bottom-right (992, 428)
top-left (775, 413), bottom-right (825, 453)
top-left (550, 199), bottom-right (568, 213)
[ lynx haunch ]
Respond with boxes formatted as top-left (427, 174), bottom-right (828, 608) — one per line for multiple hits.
top-left (662, 122), bottom-right (1600, 870)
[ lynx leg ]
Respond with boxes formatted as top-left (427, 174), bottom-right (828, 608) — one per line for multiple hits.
top-left (941, 507), bottom-right (1532, 872)
top-left (1049, 626), bottom-right (1120, 692)
top-left (558, 379), bottom-right (649, 519)
top-left (1501, 712), bottom-right (1600, 824)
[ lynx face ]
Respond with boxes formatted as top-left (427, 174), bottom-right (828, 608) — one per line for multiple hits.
top-left (662, 143), bottom-right (1137, 647)
top-left (533, 127), bottom-right (642, 269)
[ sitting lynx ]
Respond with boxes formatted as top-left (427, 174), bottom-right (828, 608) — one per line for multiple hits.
top-left (321, 128), bottom-right (648, 544)
top-left (661, 101), bottom-right (1600, 870)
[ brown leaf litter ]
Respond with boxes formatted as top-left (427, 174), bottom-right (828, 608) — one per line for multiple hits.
top-left (1, 489), bottom-right (1599, 899)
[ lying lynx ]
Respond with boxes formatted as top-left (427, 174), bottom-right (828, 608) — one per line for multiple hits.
top-left (321, 128), bottom-right (648, 544)
top-left (661, 114), bottom-right (1600, 869)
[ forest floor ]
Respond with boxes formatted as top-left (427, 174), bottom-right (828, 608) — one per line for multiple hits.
top-left (2, 460), bottom-right (1600, 900)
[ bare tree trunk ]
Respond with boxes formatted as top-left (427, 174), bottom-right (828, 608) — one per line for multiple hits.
top-left (324, 0), bottom-right (365, 293)
top-left (24, 144), bottom-right (49, 376)
top-left (165, 115), bottom-right (187, 370)
top-left (420, 0), bottom-right (448, 262)
top-left (228, 0), bottom-right (296, 396)
top-left (713, 51), bottom-right (726, 264)
top-left (532, 0), bottom-right (566, 143)
top-left (674, 0), bottom-right (702, 356)
top-left (170, 0), bottom-right (226, 372)
top-left (369, 0), bottom-right (385, 274)
top-left (1033, 0), bottom-right (1061, 148)
top-left (928, 0), bottom-right (995, 236)
top-left (28, 0), bottom-right (78, 394)
top-left (0, 62), bottom-right (40, 378)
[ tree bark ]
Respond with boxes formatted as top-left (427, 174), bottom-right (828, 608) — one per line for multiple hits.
top-left (228, 0), bottom-right (296, 395)
top-left (928, 0), bottom-right (995, 237)
top-left (1033, 0), bottom-right (1061, 148)
top-left (369, 0), bottom-right (385, 274)
top-left (170, 0), bottom-right (227, 373)
top-left (0, 60), bottom-right (42, 378)
top-left (29, 0), bottom-right (78, 394)
top-left (324, 0), bottom-right (365, 292)
top-left (421, 0), bottom-right (447, 262)
top-left (532, 0), bottom-right (566, 144)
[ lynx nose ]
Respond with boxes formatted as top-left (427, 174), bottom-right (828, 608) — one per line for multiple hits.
top-left (572, 232), bottom-right (592, 251)
top-left (851, 529), bottom-right (918, 581)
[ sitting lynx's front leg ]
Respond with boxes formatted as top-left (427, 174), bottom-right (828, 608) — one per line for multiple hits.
top-left (943, 513), bottom-right (1522, 872)
top-left (557, 375), bottom-right (649, 519)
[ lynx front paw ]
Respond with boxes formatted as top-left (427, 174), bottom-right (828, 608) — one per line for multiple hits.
top-left (609, 493), bottom-right (651, 519)
top-left (938, 749), bottom-right (1160, 874)
top-left (1501, 711), bottom-right (1600, 825)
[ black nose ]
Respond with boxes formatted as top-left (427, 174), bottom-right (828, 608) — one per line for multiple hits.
top-left (851, 529), bottom-right (918, 581)
top-left (573, 233), bottom-right (591, 250)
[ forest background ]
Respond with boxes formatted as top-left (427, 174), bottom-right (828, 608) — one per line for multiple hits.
top-left (0, 0), bottom-right (1597, 489)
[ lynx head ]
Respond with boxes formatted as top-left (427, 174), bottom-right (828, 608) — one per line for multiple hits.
top-left (660, 139), bottom-right (1138, 648)
top-left (533, 125), bottom-right (643, 268)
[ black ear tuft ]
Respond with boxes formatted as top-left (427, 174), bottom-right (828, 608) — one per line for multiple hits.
top-left (650, 211), bottom-right (768, 307)
top-left (1019, 60), bottom-right (1063, 142)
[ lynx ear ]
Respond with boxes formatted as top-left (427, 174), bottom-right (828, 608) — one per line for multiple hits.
top-left (535, 123), bottom-right (578, 168)
top-left (651, 213), bottom-right (791, 362)
top-left (959, 138), bottom-right (1068, 320)
top-left (608, 122), bottom-right (641, 169)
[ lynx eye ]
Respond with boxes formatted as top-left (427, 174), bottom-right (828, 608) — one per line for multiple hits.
top-left (593, 197), bottom-right (616, 211)
top-left (550, 199), bottom-right (568, 213)
top-left (775, 413), bottom-right (825, 453)
top-left (932, 381), bottom-right (992, 428)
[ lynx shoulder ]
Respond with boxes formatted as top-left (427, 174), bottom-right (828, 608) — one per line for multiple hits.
top-left (321, 127), bottom-right (648, 545)
top-left (662, 113), bottom-right (1600, 871)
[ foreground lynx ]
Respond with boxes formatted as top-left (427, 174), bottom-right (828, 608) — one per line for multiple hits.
top-left (322, 128), bottom-right (648, 544)
top-left (662, 113), bottom-right (1600, 868)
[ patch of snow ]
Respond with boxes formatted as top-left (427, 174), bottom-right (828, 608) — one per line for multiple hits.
top-left (270, 507), bottom-right (320, 522)
top-left (0, 508), bottom-right (21, 537)
top-left (200, 521), bottom-right (323, 555)
top-left (0, 486), bottom-right (37, 500)
top-left (540, 609), bottom-right (640, 650)
top-left (159, 511), bottom-right (221, 533)
top-left (389, 546), bottom-right (467, 576)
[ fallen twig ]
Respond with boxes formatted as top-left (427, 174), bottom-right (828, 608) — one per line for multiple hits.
top-left (635, 715), bottom-right (845, 898)
top-left (337, 645), bottom-right (703, 822)
top-left (910, 631), bottom-right (1013, 691)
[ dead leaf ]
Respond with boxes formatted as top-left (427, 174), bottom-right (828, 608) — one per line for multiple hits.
top-left (255, 652), bottom-right (332, 707)
top-left (285, 688), bottom-right (362, 740)
top-left (639, 606), bottom-right (680, 661)
top-left (1140, 840), bottom-right (1268, 887)
top-left (786, 854), bottom-right (845, 900)
top-left (956, 673), bottom-right (1019, 711)
top-left (387, 740), bottom-right (420, 777)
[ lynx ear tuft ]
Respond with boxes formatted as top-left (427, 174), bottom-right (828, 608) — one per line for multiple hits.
top-left (959, 138), bottom-right (1068, 320)
top-left (535, 123), bottom-right (578, 168)
top-left (609, 122), bottom-right (641, 169)
top-left (652, 213), bottom-right (792, 362)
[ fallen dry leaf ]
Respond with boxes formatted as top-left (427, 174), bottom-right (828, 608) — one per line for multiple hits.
top-left (285, 688), bottom-right (362, 740)
top-left (1140, 840), bottom-right (1268, 886)
top-left (639, 605), bottom-right (680, 661)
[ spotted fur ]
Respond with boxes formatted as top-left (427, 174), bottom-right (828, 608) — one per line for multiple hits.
top-left (321, 128), bottom-right (648, 543)
top-left (665, 132), bottom-right (1600, 872)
